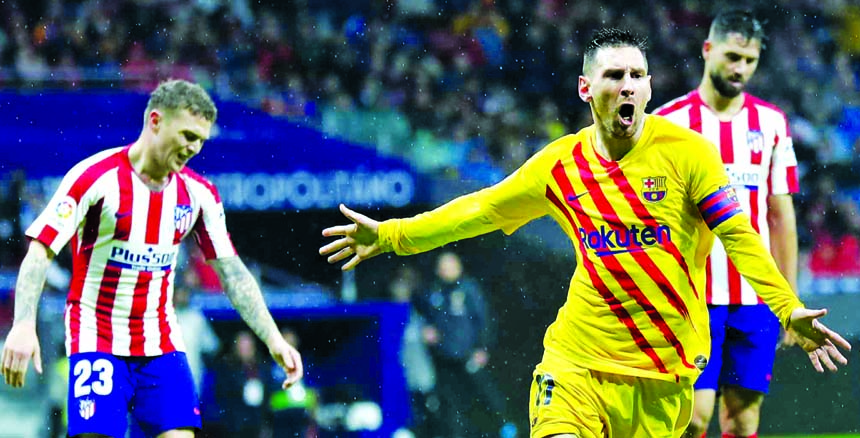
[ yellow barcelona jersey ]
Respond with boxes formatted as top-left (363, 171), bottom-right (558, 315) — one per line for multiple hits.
top-left (378, 115), bottom-right (803, 382)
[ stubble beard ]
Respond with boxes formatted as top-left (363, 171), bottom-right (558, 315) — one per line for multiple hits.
top-left (710, 71), bottom-right (744, 98)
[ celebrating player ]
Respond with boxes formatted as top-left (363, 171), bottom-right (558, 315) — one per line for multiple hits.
top-left (654, 10), bottom-right (799, 438)
top-left (320, 28), bottom-right (849, 437)
top-left (1, 79), bottom-right (302, 438)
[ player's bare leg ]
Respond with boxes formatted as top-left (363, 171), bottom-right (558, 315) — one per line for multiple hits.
top-left (719, 386), bottom-right (764, 437)
top-left (683, 389), bottom-right (716, 438)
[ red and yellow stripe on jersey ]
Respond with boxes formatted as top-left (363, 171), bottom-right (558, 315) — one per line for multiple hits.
top-left (378, 115), bottom-right (803, 383)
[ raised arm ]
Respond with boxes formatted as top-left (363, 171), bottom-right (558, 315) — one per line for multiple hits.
top-left (209, 255), bottom-right (302, 388)
top-left (1, 240), bottom-right (53, 387)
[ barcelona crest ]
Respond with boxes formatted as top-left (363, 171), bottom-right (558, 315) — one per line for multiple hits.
top-left (642, 176), bottom-right (667, 203)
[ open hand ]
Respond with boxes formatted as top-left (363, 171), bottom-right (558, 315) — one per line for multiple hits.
top-left (788, 308), bottom-right (851, 373)
top-left (319, 204), bottom-right (384, 271)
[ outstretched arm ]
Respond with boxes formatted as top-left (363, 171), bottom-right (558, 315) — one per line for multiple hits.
top-left (716, 214), bottom-right (850, 372)
top-left (320, 204), bottom-right (384, 271)
top-left (209, 256), bottom-right (303, 388)
top-left (1, 240), bottom-right (52, 387)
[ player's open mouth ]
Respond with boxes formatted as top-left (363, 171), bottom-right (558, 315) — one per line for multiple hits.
top-left (619, 103), bottom-right (635, 126)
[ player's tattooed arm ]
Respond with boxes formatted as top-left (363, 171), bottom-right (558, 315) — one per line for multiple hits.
top-left (13, 241), bottom-right (54, 323)
top-left (210, 256), bottom-right (281, 345)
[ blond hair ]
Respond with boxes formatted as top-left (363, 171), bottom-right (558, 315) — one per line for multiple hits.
top-left (144, 79), bottom-right (217, 123)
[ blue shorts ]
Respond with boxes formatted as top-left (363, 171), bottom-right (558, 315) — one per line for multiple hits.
top-left (67, 351), bottom-right (201, 437)
top-left (694, 304), bottom-right (781, 394)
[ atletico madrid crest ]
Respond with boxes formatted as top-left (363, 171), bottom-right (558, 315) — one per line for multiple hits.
top-left (642, 176), bottom-right (667, 203)
top-left (79, 398), bottom-right (96, 420)
top-left (174, 205), bottom-right (194, 235)
top-left (747, 130), bottom-right (764, 153)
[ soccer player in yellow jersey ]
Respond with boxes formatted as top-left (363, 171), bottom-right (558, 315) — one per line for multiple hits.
top-left (319, 28), bottom-right (851, 438)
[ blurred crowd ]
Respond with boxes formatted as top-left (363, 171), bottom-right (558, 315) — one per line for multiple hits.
top-left (0, 1), bottom-right (858, 435)
top-left (1, 0), bottom-right (858, 284)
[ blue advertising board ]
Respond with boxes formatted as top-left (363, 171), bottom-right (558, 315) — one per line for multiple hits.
top-left (0, 91), bottom-right (424, 211)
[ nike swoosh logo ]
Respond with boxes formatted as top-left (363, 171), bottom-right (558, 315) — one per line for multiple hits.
top-left (566, 191), bottom-right (589, 203)
top-left (115, 212), bottom-right (132, 219)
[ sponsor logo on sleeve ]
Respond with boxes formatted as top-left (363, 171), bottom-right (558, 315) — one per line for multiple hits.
top-left (55, 196), bottom-right (76, 220)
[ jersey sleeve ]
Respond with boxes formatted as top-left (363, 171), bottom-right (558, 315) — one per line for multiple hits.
top-left (767, 117), bottom-right (799, 195)
top-left (25, 164), bottom-right (100, 255)
top-left (685, 136), bottom-right (804, 326)
top-left (190, 179), bottom-right (237, 260)
top-left (378, 150), bottom-right (550, 255)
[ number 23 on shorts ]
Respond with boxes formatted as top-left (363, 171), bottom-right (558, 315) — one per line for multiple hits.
top-left (74, 358), bottom-right (115, 397)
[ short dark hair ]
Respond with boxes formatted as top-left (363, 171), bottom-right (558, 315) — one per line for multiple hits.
top-left (708, 9), bottom-right (767, 48)
top-left (145, 79), bottom-right (218, 123)
top-left (583, 28), bottom-right (649, 75)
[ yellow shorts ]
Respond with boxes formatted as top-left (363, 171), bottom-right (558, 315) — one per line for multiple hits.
top-left (528, 363), bottom-right (693, 438)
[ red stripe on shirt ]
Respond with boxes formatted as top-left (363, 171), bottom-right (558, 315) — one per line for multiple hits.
top-left (114, 165), bottom-right (134, 241)
top-left (750, 188), bottom-right (760, 233)
top-left (128, 271), bottom-right (151, 356)
top-left (67, 199), bottom-right (104, 355)
top-left (705, 256), bottom-right (713, 303)
top-left (145, 191), bottom-right (163, 244)
top-left (157, 275), bottom-right (175, 353)
top-left (36, 226), bottom-right (59, 248)
top-left (66, 152), bottom-right (125, 203)
top-left (689, 92), bottom-right (703, 134)
top-left (95, 264), bottom-right (122, 352)
top-left (719, 121), bottom-right (734, 164)
top-left (655, 93), bottom-right (695, 117)
top-left (728, 259), bottom-right (742, 304)
top-left (786, 166), bottom-right (799, 193)
top-left (193, 216), bottom-right (216, 259)
top-left (572, 146), bottom-right (695, 368)
top-left (546, 184), bottom-right (669, 373)
top-left (595, 157), bottom-right (701, 300)
top-left (175, 176), bottom-right (191, 244)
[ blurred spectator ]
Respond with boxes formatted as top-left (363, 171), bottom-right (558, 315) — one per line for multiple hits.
top-left (417, 251), bottom-right (514, 438)
top-left (389, 264), bottom-right (439, 437)
top-left (208, 331), bottom-right (272, 438)
top-left (0, 170), bottom-right (25, 267)
top-left (174, 282), bottom-right (221, 395)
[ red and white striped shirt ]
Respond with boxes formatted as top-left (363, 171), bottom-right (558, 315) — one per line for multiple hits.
top-left (654, 90), bottom-right (799, 305)
top-left (26, 146), bottom-right (236, 356)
